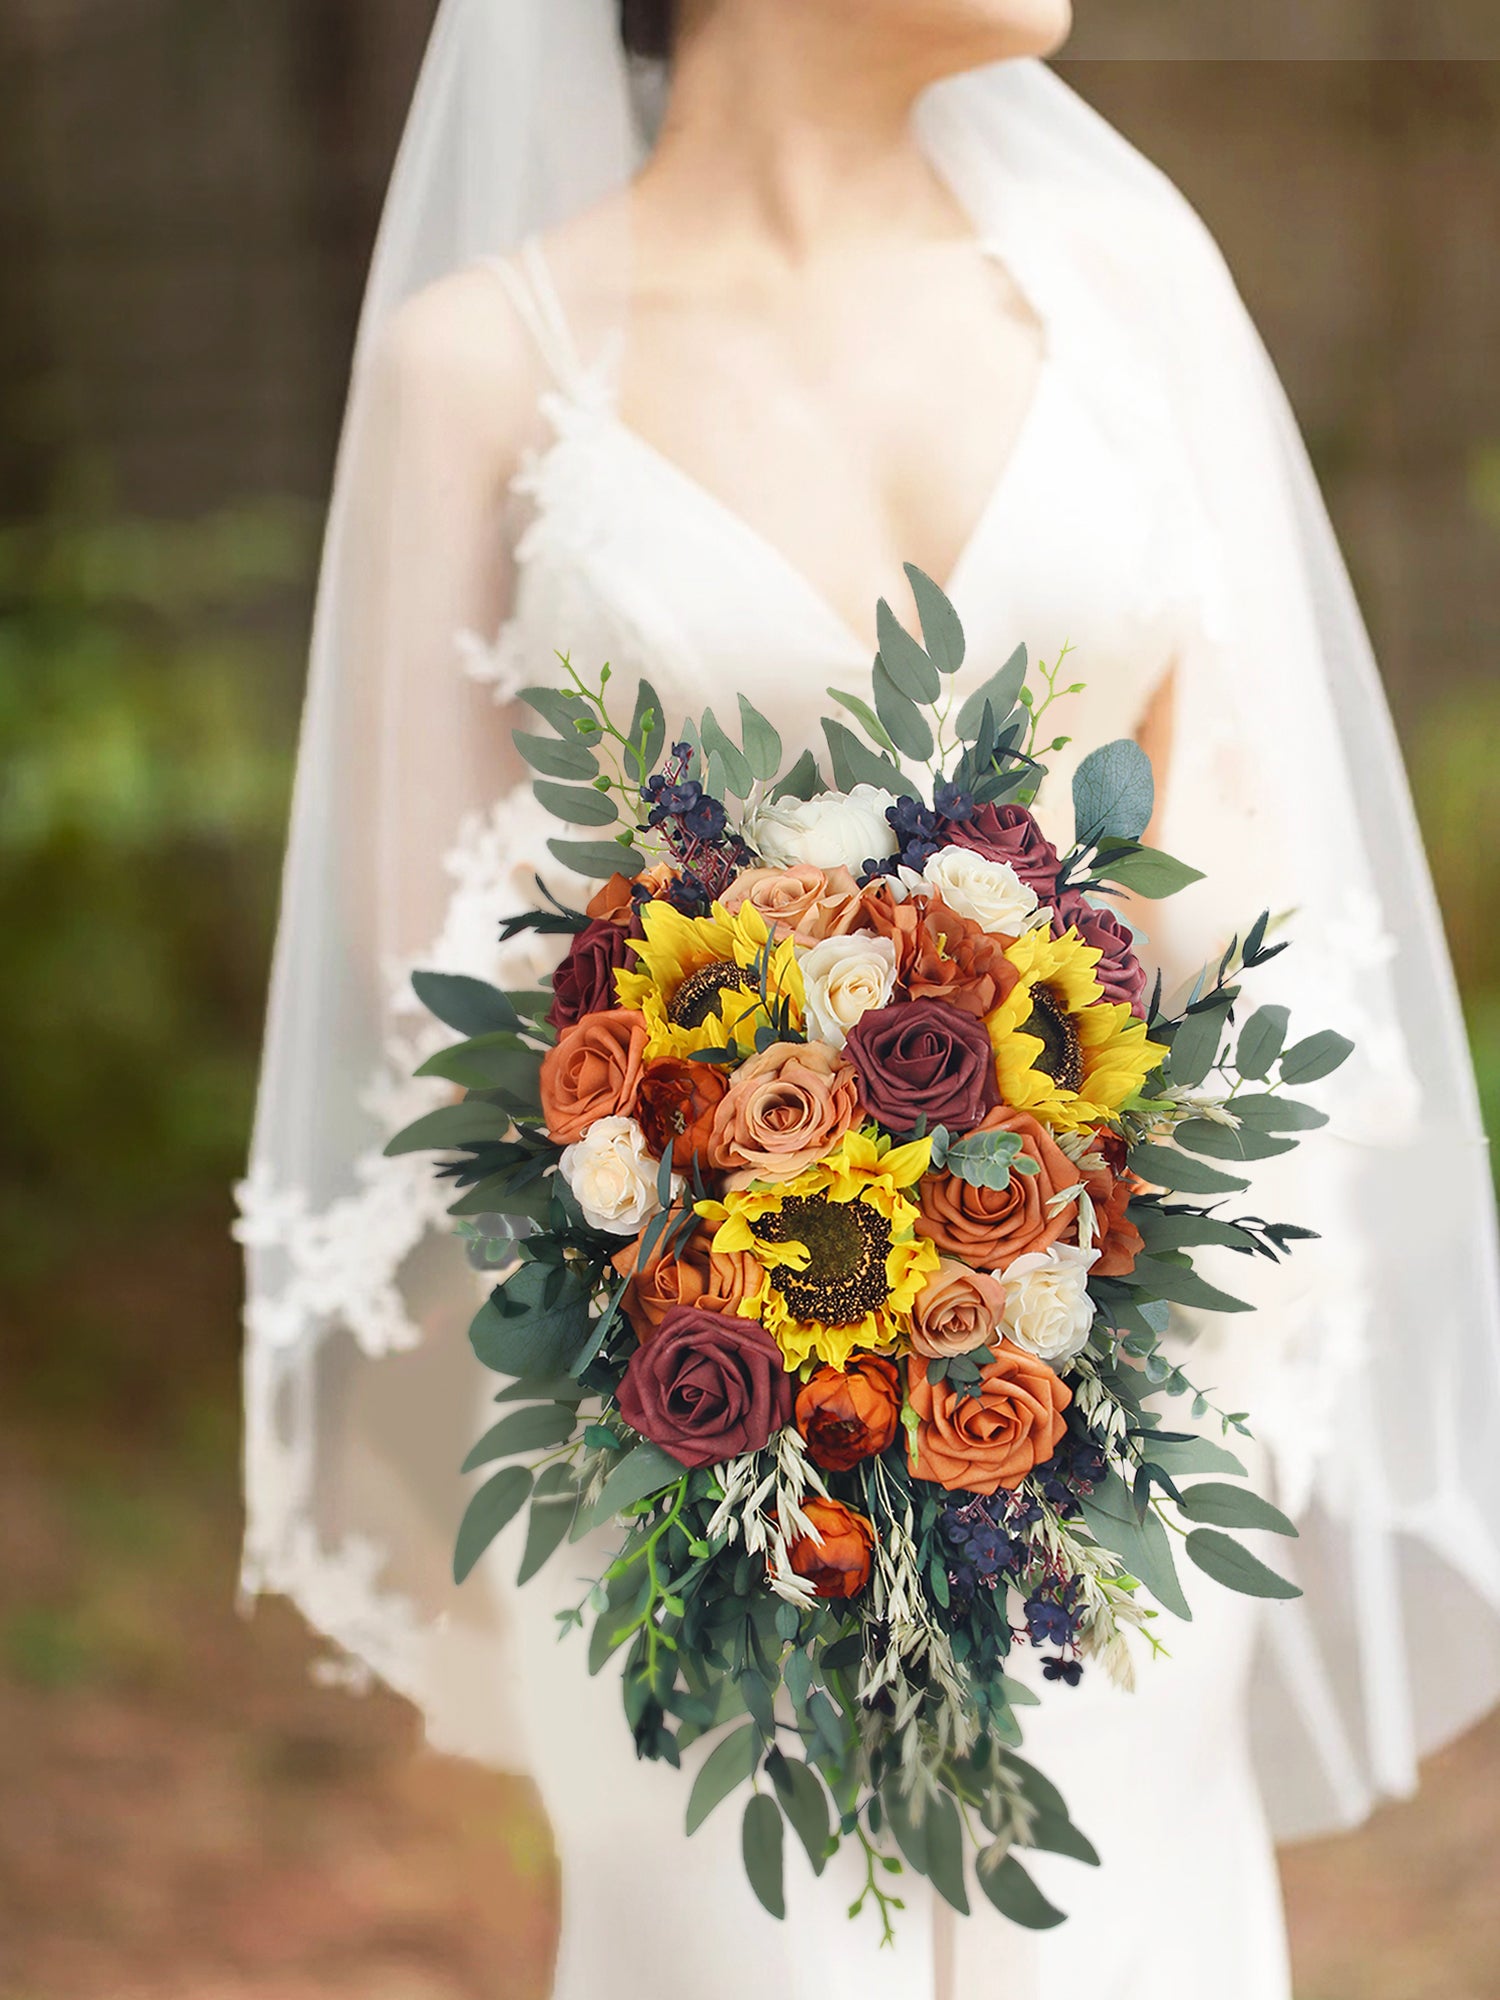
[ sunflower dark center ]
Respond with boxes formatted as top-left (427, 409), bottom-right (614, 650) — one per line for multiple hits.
top-left (668, 960), bottom-right (757, 1029)
top-left (1024, 982), bottom-right (1085, 1093)
top-left (758, 1193), bottom-right (892, 1326)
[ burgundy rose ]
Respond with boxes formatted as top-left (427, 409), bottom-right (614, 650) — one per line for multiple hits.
top-left (1055, 891), bottom-right (1148, 1018)
top-left (546, 919), bottom-right (634, 1032)
top-left (939, 803), bottom-right (1061, 900)
top-left (616, 1305), bottom-right (793, 1470)
top-left (844, 998), bottom-right (1000, 1136)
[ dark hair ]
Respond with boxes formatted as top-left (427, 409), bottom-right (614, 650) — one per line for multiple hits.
top-left (619, 0), bottom-right (676, 59)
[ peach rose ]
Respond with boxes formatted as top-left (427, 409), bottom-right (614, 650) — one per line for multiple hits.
top-left (908, 1342), bottom-right (1071, 1495)
top-left (909, 1259), bottom-right (1008, 1359)
top-left (721, 863), bottom-right (864, 945)
top-left (915, 1106), bottom-right (1080, 1270)
top-left (539, 1008), bottom-right (649, 1145)
top-left (710, 1039), bottom-right (860, 1182)
top-left (612, 1217), bottom-right (757, 1342)
top-left (634, 1057), bottom-right (730, 1170)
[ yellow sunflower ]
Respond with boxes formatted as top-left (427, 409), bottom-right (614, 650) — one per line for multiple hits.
top-left (985, 925), bottom-right (1166, 1132)
top-left (614, 898), bottom-right (803, 1060)
top-left (696, 1128), bottom-right (941, 1371)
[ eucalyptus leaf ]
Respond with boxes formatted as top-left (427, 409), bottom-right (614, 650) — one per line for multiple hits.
top-left (821, 718), bottom-right (905, 794)
top-left (742, 1793), bottom-right (786, 1918)
top-left (1236, 1004), bottom-right (1290, 1080)
top-left (1232, 1091), bottom-right (1328, 1133)
top-left (685, 1722), bottom-right (760, 1834)
top-left (924, 1793), bottom-right (969, 1915)
top-left (1078, 1469), bottom-right (1192, 1620)
top-left (976, 1850), bottom-right (1065, 1930)
top-left (468, 1259), bottom-right (592, 1379)
top-left (1184, 1528), bottom-right (1301, 1600)
top-left (769, 747), bottom-right (823, 802)
top-left (533, 779), bottom-right (619, 828)
top-left (416, 1036), bottom-right (544, 1100)
top-left (1072, 738), bottom-right (1155, 846)
top-left (518, 1464), bottom-right (579, 1584)
top-left (548, 837), bottom-right (646, 878)
top-left (701, 708), bottom-right (755, 798)
top-left (955, 644), bottom-right (1027, 740)
top-left (460, 1403), bottom-right (577, 1471)
top-left (1178, 1481), bottom-right (1297, 1537)
top-left (905, 562), bottom-right (966, 674)
top-left (1141, 1433), bottom-right (1247, 1479)
top-left (1130, 1254), bottom-right (1252, 1315)
top-left (824, 687), bottom-right (900, 758)
top-left (384, 1100), bottom-right (515, 1157)
top-left (766, 1750), bottom-right (832, 1876)
top-left (875, 597), bottom-right (942, 703)
top-left (736, 694), bottom-right (783, 781)
top-left (514, 729), bottom-right (599, 782)
top-left (1091, 844), bottom-right (1204, 899)
top-left (872, 655), bottom-right (935, 760)
top-left (1028, 1807), bottom-right (1100, 1868)
top-left (1166, 1001), bottom-right (1231, 1090)
top-left (940, 1126), bottom-right (1027, 1191)
top-left (453, 1465), bottom-right (532, 1583)
top-left (520, 684), bottom-right (597, 738)
top-left (629, 678), bottom-right (667, 773)
top-left (1127, 1141), bottom-right (1250, 1196)
top-left (577, 1440), bottom-right (688, 1534)
top-left (1173, 1118), bottom-right (1296, 1163)
top-left (410, 971), bottom-right (525, 1038)
top-left (1278, 1030), bottom-right (1356, 1085)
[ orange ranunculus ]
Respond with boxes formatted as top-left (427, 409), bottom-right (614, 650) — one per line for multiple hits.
top-left (794, 1355), bottom-right (902, 1471)
top-left (915, 1106), bottom-right (1080, 1270)
top-left (634, 1056), bottom-right (731, 1170)
top-left (612, 1218), bottom-right (756, 1342)
top-left (721, 863), bottom-right (864, 945)
top-left (1082, 1133), bottom-right (1146, 1279)
top-left (908, 1342), bottom-right (1071, 1496)
top-left (539, 1008), bottom-right (649, 1145)
top-left (785, 1497), bottom-right (876, 1600)
top-left (854, 887), bottom-right (1020, 1020)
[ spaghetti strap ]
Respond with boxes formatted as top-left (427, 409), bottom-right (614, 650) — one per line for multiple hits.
top-left (480, 237), bottom-right (590, 396)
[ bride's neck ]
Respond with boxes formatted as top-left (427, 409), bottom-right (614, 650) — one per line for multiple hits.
top-left (639, 8), bottom-right (970, 263)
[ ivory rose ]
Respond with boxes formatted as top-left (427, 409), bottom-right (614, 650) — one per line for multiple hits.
top-left (721, 863), bottom-right (863, 945)
top-left (559, 1115), bottom-right (679, 1236)
top-left (539, 1008), bottom-right (649, 1144)
top-left (909, 1259), bottom-right (1007, 1359)
top-left (914, 1106), bottom-right (1080, 1268)
top-left (908, 1343), bottom-right (1071, 1495)
top-left (710, 1039), bottom-right (860, 1181)
top-left (999, 1242), bottom-right (1098, 1368)
top-left (937, 802), bottom-right (1062, 900)
top-left (798, 932), bottom-right (899, 1049)
top-left (922, 846), bottom-right (1046, 938)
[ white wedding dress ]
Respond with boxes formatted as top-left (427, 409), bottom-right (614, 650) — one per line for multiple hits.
top-left (450, 235), bottom-right (1291, 2000)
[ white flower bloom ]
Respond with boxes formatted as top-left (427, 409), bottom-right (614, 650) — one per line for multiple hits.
top-left (921, 846), bottom-right (1047, 937)
top-left (798, 932), bottom-right (899, 1048)
top-left (558, 1116), bottom-right (678, 1235)
top-left (998, 1242), bottom-right (1099, 1369)
top-left (747, 784), bottom-right (900, 874)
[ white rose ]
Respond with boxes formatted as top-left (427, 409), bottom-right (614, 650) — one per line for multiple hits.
top-left (558, 1116), bottom-right (679, 1236)
top-left (998, 1242), bottom-right (1098, 1369)
top-left (922, 846), bottom-right (1046, 937)
top-left (747, 785), bottom-right (900, 874)
top-left (798, 933), bottom-right (899, 1048)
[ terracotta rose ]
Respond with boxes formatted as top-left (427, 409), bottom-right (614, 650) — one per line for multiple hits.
top-left (539, 1008), bottom-right (649, 1145)
top-left (908, 1343), bottom-right (1071, 1496)
top-left (794, 1356), bottom-right (901, 1471)
top-left (612, 1219), bottom-right (758, 1342)
top-left (856, 887), bottom-right (1019, 1020)
top-left (710, 1039), bottom-right (860, 1182)
top-left (915, 1106), bottom-right (1080, 1270)
top-left (785, 1497), bottom-right (876, 1600)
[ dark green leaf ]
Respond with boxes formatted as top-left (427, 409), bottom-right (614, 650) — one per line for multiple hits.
top-left (875, 597), bottom-right (942, 703)
top-left (955, 644), bottom-right (1027, 740)
top-left (1130, 1253), bottom-right (1252, 1315)
top-left (577, 1441), bottom-right (687, 1534)
top-left (384, 1100), bottom-right (514, 1157)
top-left (766, 1750), bottom-right (831, 1876)
top-left (821, 718), bottom-right (904, 794)
top-left (1072, 738), bottom-right (1155, 846)
top-left (1127, 1141), bottom-right (1250, 1196)
top-left (469, 1260), bottom-right (592, 1378)
top-left (736, 694), bottom-right (783, 781)
top-left (1179, 1481), bottom-right (1297, 1537)
top-left (1028, 1807), bottom-right (1100, 1867)
top-left (742, 1794), bottom-right (786, 1918)
top-left (1166, 1002), bottom-right (1231, 1090)
top-left (1236, 1004), bottom-right (1290, 1080)
top-left (548, 837), bottom-right (646, 878)
top-left (1090, 844), bottom-right (1204, 898)
top-left (1078, 1469), bottom-right (1192, 1620)
top-left (925, 1793), bottom-right (969, 1914)
top-left (1136, 1209), bottom-right (1258, 1257)
top-left (410, 971), bottom-right (525, 1038)
top-left (630, 678), bottom-right (667, 773)
top-left (1184, 1528), bottom-right (1301, 1599)
top-left (976, 1850), bottom-right (1065, 1929)
top-left (518, 1464), bottom-right (579, 1583)
top-left (883, 1786), bottom-right (928, 1878)
top-left (533, 780), bottom-right (619, 828)
top-left (416, 1036), bottom-right (545, 1100)
top-left (1278, 1030), bottom-right (1356, 1085)
top-left (685, 1723), bottom-right (760, 1834)
top-left (453, 1465), bottom-right (532, 1583)
top-left (872, 655), bottom-right (935, 761)
top-left (460, 1403), bottom-right (577, 1471)
top-left (904, 563), bottom-right (966, 675)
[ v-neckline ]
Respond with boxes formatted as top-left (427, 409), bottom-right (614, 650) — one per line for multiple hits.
top-left (596, 343), bottom-right (1054, 664)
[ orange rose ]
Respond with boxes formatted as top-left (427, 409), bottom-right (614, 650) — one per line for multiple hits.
top-left (915, 1106), bottom-right (1080, 1269)
top-left (721, 863), bottom-right (864, 945)
top-left (539, 1008), bottom-right (649, 1145)
top-left (710, 1039), bottom-right (860, 1182)
top-left (612, 1218), bottom-right (756, 1341)
top-left (585, 873), bottom-right (638, 925)
top-left (634, 1057), bottom-right (730, 1169)
top-left (785, 1497), bottom-right (876, 1600)
top-left (794, 1356), bottom-right (901, 1471)
top-left (908, 1342), bottom-right (1071, 1495)
top-left (1082, 1135), bottom-right (1145, 1279)
top-left (909, 1259), bottom-right (1007, 1359)
top-left (855, 888), bottom-right (1020, 1020)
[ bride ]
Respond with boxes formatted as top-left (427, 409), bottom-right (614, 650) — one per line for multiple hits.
top-left (237, 3), bottom-right (1500, 1996)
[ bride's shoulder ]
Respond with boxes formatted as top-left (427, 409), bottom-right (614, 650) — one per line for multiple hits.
top-left (375, 266), bottom-right (548, 464)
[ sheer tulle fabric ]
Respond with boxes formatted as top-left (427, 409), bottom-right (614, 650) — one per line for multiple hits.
top-left (239, 0), bottom-right (1500, 1927)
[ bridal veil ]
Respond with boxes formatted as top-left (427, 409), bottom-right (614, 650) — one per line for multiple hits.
top-left (238, 0), bottom-right (1500, 1842)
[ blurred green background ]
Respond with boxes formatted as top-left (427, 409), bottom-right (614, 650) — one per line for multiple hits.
top-left (1, 8), bottom-right (1497, 1998)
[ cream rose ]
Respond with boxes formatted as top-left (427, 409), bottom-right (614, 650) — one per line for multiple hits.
top-left (747, 785), bottom-right (899, 874)
top-left (559, 1116), bottom-right (680, 1235)
top-left (921, 846), bottom-right (1046, 938)
top-left (997, 1242), bottom-right (1098, 1368)
top-left (798, 932), bottom-right (899, 1048)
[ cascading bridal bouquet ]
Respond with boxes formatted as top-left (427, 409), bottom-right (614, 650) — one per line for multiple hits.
top-left (386, 567), bottom-right (1350, 1935)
